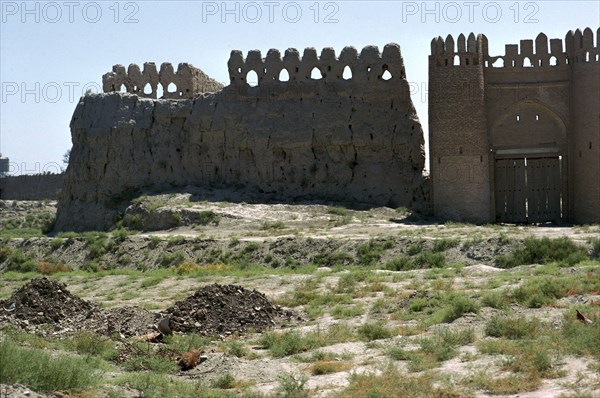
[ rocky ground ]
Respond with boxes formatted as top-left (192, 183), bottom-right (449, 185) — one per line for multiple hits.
top-left (0, 199), bottom-right (599, 398)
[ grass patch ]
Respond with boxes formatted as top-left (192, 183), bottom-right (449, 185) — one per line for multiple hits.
top-left (331, 304), bottom-right (365, 319)
top-left (508, 272), bottom-right (599, 308)
top-left (484, 316), bottom-right (544, 339)
top-left (432, 238), bottom-right (459, 252)
top-left (466, 370), bottom-right (541, 395)
top-left (275, 373), bottom-right (309, 398)
top-left (357, 322), bottom-right (397, 341)
top-left (336, 366), bottom-right (468, 398)
top-left (261, 220), bottom-right (286, 230)
top-left (259, 325), bottom-right (355, 357)
top-left (63, 331), bottom-right (118, 361)
top-left (0, 339), bottom-right (103, 392)
top-left (496, 236), bottom-right (587, 268)
top-left (309, 360), bottom-right (353, 375)
top-left (388, 328), bottom-right (474, 372)
top-left (327, 206), bottom-right (350, 216)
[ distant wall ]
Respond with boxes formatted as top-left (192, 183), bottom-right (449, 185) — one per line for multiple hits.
top-left (56, 44), bottom-right (428, 231)
top-left (0, 173), bottom-right (64, 200)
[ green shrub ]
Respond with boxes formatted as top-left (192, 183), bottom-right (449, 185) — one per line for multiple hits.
top-left (211, 373), bottom-right (236, 389)
top-left (116, 372), bottom-right (198, 398)
top-left (275, 373), bottom-right (309, 398)
top-left (357, 239), bottom-right (383, 265)
top-left (261, 220), bottom-right (286, 230)
top-left (414, 251), bottom-right (446, 269)
top-left (157, 251), bottom-right (185, 267)
top-left (327, 206), bottom-right (350, 216)
top-left (195, 210), bottom-right (221, 226)
top-left (5, 249), bottom-right (36, 272)
top-left (385, 256), bottom-right (417, 271)
top-left (485, 316), bottom-right (544, 339)
top-left (510, 276), bottom-right (575, 308)
top-left (64, 331), bottom-right (118, 361)
top-left (50, 238), bottom-right (63, 250)
top-left (496, 236), bottom-right (587, 268)
top-left (331, 304), bottom-right (365, 319)
top-left (481, 290), bottom-right (508, 309)
top-left (122, 352), bottom-right (179, 373)
top-left (406, 242), bottom-right (423, 255)
top-left (259, 331), bottom-right (323, 357)
top-left (438, 293), bottom-right (479, 322)
top-left (357, 322), bottom-right (396, 341)
top-left (432, 238), bottom-right (459, 252)
top-left (0, 340), bottom-right (103, 392)
top-left (561, 309), bottom-right (600, 357)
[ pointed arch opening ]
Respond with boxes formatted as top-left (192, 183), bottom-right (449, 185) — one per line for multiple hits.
top-left (523, 57), bottom-right (533, 67)
top-left (381, 69), bottom-right (392, 81)
top-left (246, 70), bottom-right (259, 87)
top-left (167, 82), bottom-right (177, 93)
top-left (310, 67), bottom-right (322, 80)
top-left (342, 65), bottom-right (352, 80)
top-left (143, 83), bottom-right (152, 95)
top-left (549, 56), bottom-right (558, 66)
top-left (278, 68), bottom-right (290, 82)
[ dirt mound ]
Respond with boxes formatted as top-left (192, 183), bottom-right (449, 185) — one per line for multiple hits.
top-left (164, 284), bottom-right (295, 335)
top-left (82, 306), bottom-right (160, 337)
top-left (0, 277), bottom-right (97, 326)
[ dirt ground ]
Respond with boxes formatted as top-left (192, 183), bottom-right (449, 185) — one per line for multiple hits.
top-left (0, 199), bottom-right (599, 398)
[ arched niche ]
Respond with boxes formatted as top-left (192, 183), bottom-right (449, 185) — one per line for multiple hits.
top-left (490, 101), bottom-right (567, 149)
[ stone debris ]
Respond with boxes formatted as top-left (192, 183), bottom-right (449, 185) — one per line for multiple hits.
top-left (0, 277), bottom-right (98, 329)
top-left (163, 283), bottom-right (295, 335)
top-left (0, 279), bottom-right (295, 338)
top-left (80, 306), bottom-right (161, 337)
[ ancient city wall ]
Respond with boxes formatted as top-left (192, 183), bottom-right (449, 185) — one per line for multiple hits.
top-left (429, 28), bottom-right (599, 224)
top-left (0, 173), bottom-right (65, 201)
top-left (102, 62), bottom-right (224, 99)
top-left (55, 44), bottom-right (427, 231)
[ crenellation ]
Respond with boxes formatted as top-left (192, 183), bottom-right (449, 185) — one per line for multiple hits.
top-left (457, 34), bottom-right (466, 53)
top-left (467, 33), bottom-right (477, 53)
top-left (103, 62), bottom-right (223, 99)
top-left (227, 44), bottom-right (406, 87)
top-left (431, 28), bottom-right (598, 70)
top-left (444, 35), bottom-right (454, 54)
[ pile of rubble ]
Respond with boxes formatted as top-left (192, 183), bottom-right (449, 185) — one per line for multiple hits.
top-left (163, 283), bottom-right (295, 335)
top-left (0, 278), bottom-right (98, 330)
top-left (0, 279), bottom-right (295, 338)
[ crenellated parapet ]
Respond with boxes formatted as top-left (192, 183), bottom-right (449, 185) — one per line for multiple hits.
top-left (431, 28), bottom-right (599, 69)
top-left (102, 62), bottom-right (224, 99)
top-left (227, 43), bottom-right (406, 86)
top-left (430, 32), bottom-right (485, 67)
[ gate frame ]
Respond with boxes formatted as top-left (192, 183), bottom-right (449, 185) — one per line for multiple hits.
top-left (491, 146), bottom-right (569, 223)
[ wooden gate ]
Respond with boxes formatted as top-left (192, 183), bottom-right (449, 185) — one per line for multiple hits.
top-left (495, 157), bottom-right (562, 223)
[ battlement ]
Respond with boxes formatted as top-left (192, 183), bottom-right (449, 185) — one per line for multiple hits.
top-left (227, 43), bottom-right (406, 86)
top-left (431, 28), bottom-right (599, 69)
top-left (102, 62), bottom-right (224, 99)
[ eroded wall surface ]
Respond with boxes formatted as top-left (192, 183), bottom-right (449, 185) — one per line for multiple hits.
top-left (55, 44), bottom-right (427, 231)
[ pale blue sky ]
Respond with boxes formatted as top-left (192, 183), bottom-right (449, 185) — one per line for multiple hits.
top-left (1, 0), bottom-right (598, 174)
